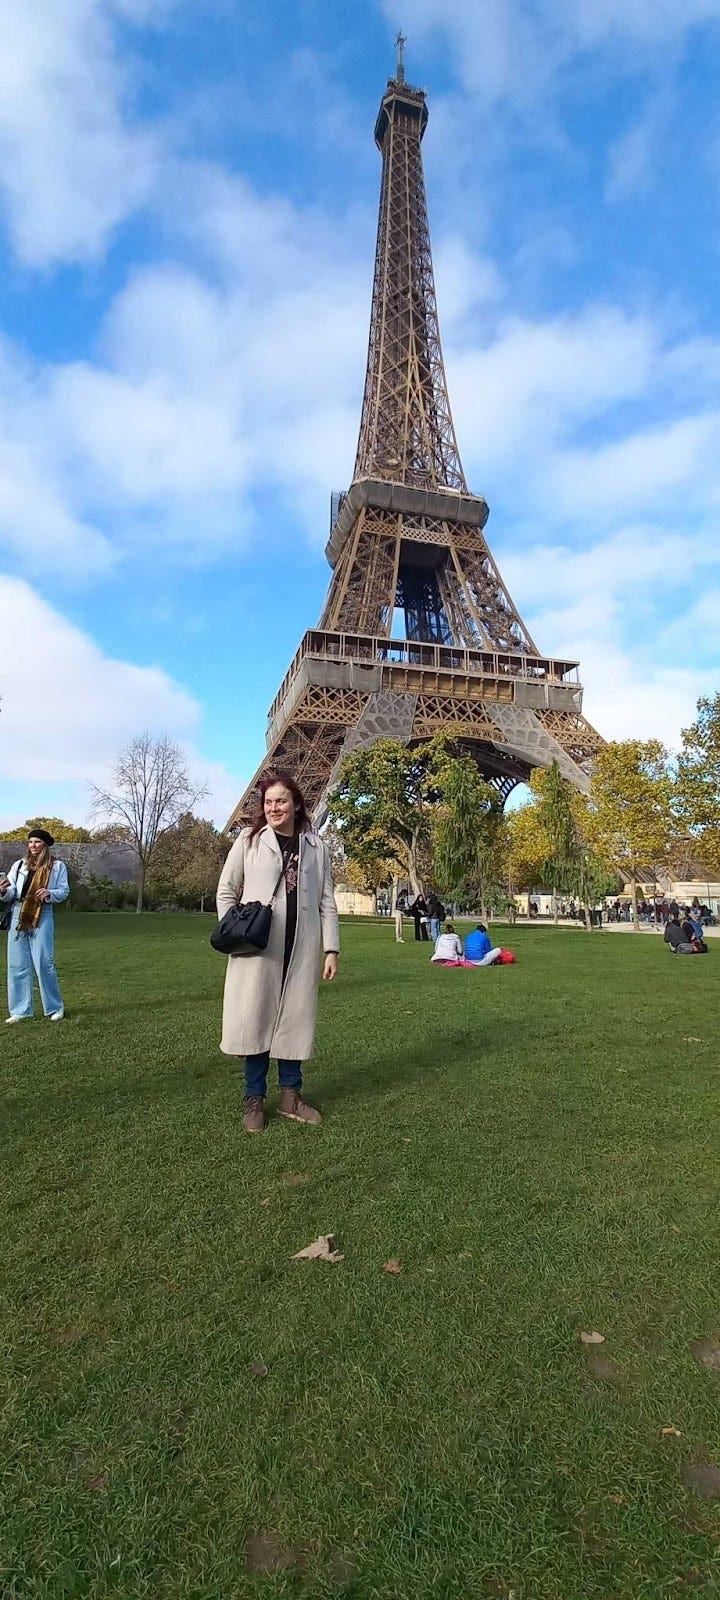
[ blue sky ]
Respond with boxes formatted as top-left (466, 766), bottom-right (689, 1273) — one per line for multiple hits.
top-left (2, 0), bottom-right (720, 828)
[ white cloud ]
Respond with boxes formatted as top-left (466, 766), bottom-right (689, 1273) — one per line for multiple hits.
top-left (0, 0), bottom-right (159, 266)
top-left (0, 437), bottom-right (115, 576)
top-left (53, 361), bottom-right (250, 503)
top-left (546, 413), bottom-right (720, 518)
top-left (380, 0), bottom-right (720, 106)
top-left (0, 576), bottom-right (244, 825)
top-left (448, 306), bottom-right (659, 472)
top-left (500, 526), bottom-right (720, 749)
top-left (434, 236), bottom-right (504, 328)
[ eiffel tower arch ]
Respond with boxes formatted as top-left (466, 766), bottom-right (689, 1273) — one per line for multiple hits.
top-left (227, 48), bottom-right (603, 830)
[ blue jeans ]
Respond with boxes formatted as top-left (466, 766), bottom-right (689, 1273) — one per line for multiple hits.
top-left (429, 917), bottom-right (441, 941)
top-left (7, 906), bottom-right (64, 1018)
top-left (245, 1051), bottom-right (302, 1097)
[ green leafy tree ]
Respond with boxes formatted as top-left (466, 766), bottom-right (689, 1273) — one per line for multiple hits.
top-left (328, 735), bottom-right (494, 896)
top-left (676, 692), bottom-right (720, 878)
top-left (530, 762), bottom-right (581, 922)
top-left (586, 740), bottom-right (674, 929)
top-left (1, 816), bottom-right (91, 842)
top-left (431, 748), bottom-right (502, 911)
top-left (328, 738), bottom-right (436, 893)
top-left (320, 822), bottom-right (393, 894)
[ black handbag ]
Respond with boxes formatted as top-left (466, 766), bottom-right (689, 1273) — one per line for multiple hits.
top-left (1, 865), bottom-right (17, 931)
top-left (210, 862), bottom-right (285, 957)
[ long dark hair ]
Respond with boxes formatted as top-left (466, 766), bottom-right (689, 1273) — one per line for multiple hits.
top-left (248, 770), bottom-right (311, 840)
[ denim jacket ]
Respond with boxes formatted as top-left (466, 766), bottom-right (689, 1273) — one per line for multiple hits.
top-left (0, 858), bottom-right (70, 905)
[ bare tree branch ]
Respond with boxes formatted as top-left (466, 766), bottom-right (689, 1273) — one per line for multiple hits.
top-left (89, 732), bottom-right (208, 912)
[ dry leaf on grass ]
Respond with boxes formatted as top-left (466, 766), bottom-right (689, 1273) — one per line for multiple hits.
top-left (689, 1337), bottom-right (720, 1371)
top-left (661, 1425), bottom-right (682, 1438)
top-left (383, 1259), bottom-right (403, 1275)
top-left (245, 1529), bottom-right (303, 1574)
top-left (683, 1037), bottom-right (703, 1043)
top-left (292, 1234), bottom-right (344, 1264)
top-left (683, 1463), bottom-right (720, 1499)
top-left (259, 1197), bottom-right (271, 1208)
top-left (580, 1330), bottom-right (605, 1345)
top-left (585, 1352), bottom-right (624, 1388)
top-left (250, 1361), bottom-right (269, 1378)
top-left (84, 1472), bottom-right (107, 1492)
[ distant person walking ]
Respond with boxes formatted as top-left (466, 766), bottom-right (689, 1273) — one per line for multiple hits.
top-left (216, 771), bottom-right (339, 1134)
top-left (426, 892), bottom-right (445, 943)
top-left (394, 889), bottom-right (407, 943)
top-left (1, 828), bottom-right (69, 1022)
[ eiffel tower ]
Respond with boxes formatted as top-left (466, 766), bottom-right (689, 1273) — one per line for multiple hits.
top-left (227, 40), bottom-right (602, 831)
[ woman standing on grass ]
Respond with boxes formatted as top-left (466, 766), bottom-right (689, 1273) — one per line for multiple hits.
top-left (1, 827), bottom-right (69, 1023)
top-left (216, 771), bottom-right (339, 1134)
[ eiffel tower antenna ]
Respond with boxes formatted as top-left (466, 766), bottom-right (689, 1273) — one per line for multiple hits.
top-left (226, 64), bottom-right (603, 832)
top-left (395, 29), bottom-right (407, 83)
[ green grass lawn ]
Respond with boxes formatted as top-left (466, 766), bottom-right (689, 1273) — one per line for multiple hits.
top-left (2, 915), bottom-right (720, 1600)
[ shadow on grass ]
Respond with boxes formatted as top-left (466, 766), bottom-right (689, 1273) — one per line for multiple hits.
top-left (314, 1017), bottom-right (529, 1108)
top-left (1, 1009), bottom-right (532, 1146)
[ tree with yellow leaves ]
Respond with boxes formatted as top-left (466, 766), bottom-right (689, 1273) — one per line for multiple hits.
top-left (586, 740), bottom-right (674, 929)
top-left (676, 692), bottom-right (720, 879)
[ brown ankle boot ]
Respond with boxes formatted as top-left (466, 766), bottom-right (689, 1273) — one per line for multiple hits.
top-left (277, 1087), bottom-right (322, 1125)
top-left (243, 1095), bottom-right (266, 1134)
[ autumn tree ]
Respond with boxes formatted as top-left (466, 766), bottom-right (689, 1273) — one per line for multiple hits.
top-left (90, 733), bottom-right (208, 912)
top-left (676, 692), bottom-right (720, 878)
top-left (586, 740), bottom-right (674, 929)
top-left (504, 805), bottom-right (549, 896)
top-left (149, 812), bottom-right (227, 910)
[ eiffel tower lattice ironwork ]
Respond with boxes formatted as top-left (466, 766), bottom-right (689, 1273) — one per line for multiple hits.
top-left (227, 50), bottom-right (603, 831)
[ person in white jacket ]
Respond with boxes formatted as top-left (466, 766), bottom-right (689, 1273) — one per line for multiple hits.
top-left (430, 922), bottom-right (464, 963)
top-left (0, 827), bottom-right (69, 1022)
top-left (216, 771), bottom-right (339, 1135)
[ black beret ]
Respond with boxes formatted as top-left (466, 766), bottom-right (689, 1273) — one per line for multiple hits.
top-left (27, 828), bottom-right (54, 847)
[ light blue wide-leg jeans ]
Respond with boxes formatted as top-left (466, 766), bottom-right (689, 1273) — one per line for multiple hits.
top-left (7, 905), bottom-right (64, 1018)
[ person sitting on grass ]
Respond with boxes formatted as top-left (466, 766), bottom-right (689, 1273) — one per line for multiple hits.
top-left (430, 921), bottom-right (464, 964)
top-left (684, 907), bottom-right (704, 942)
top-left (464, 923), bottom-right (502, 966)
top-left (664, 913), bottom-right (696, 955)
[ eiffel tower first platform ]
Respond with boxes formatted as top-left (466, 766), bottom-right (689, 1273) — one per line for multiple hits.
top-left (227, 44), bottom-right (602, 831)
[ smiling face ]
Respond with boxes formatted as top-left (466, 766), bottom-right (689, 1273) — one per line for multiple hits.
top-left (263, 782), bottom-right (297, 835)
top-left (27, 837), bottom-right (45, 862)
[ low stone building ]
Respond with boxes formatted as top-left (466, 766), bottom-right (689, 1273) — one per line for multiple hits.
top-left (0, 841), bottom-right (139, 885)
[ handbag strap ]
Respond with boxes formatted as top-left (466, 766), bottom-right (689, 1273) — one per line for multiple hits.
top-left (269, 860), bottom-right (286, 903)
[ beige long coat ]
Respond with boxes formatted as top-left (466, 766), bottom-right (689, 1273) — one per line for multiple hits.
top-left (216, 825), bottom-right (339, 1059)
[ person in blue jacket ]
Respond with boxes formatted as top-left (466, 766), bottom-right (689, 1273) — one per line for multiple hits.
top-left (464, 922), bottom-right (502, 966)
top-left (0, 827), bottom-right (69, 1022)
